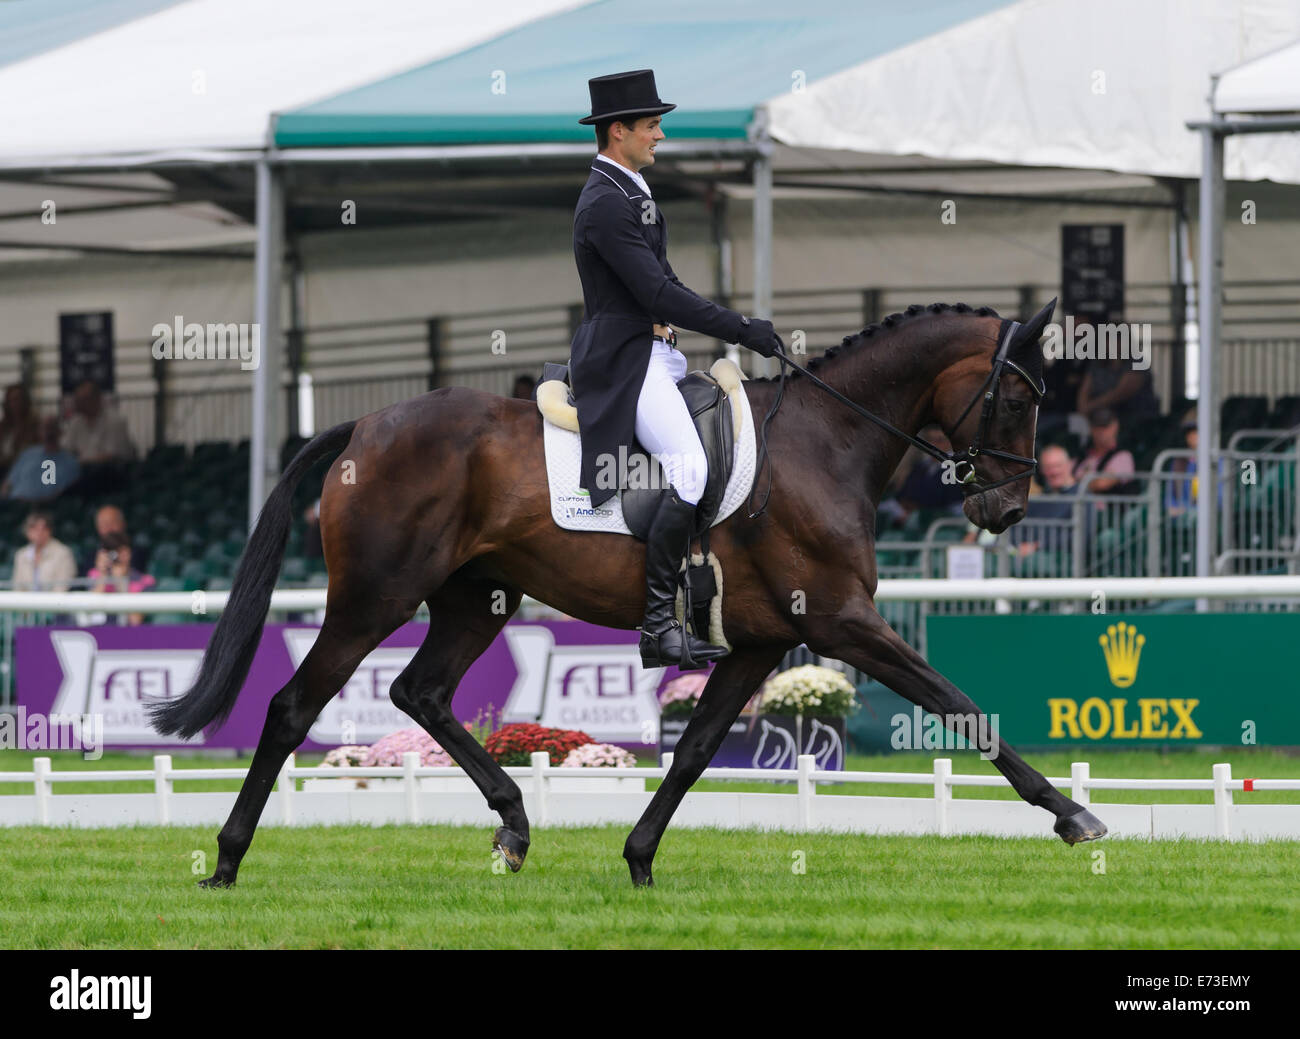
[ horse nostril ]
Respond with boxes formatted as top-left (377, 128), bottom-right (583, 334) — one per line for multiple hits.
top-left (1004, 507), bottom-right (1025, 526)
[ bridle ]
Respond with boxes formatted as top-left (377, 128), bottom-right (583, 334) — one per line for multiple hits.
top-left (941, 318), bottom-right (1046, 493)
top-left (747, 318), bottom-right (1046, 518)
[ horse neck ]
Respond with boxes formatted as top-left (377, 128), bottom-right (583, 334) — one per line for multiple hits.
top-left (786, 323), bottom-right (980, 503)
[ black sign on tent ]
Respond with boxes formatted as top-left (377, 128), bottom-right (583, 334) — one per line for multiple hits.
top-left (58, 311), bottom-right (115, 394)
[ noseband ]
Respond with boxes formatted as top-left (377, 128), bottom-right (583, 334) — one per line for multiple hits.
top-left (749, 319), bottom-right (1046, 518)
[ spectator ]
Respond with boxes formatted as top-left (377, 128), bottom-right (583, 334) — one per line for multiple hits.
top-left (13, 511), bottom-right (77, 592)
top-left (2, 416), bottom-right (80, 503)
top-left (88, 530), bottom-right (154, 626)
top-left (0, 384), bottom-right (41, 472)
top-left (1073, 408), bottom-right (1136, 494)
top-left (62, 380), bottom-right (136, 495)
top-left (878, 428), bottom-right (965, 530)
top-left (303, 498), bottom-right (323, 559)
top-left (1010, 444), bottom-right (1079, 558)
top-left (1076, 356), bottom-right (1158, 430)
top-left (512, 374), bottom-right (537, 400)
top-left (1165, 408), bottom-right (1199, 515)
top-left (1038, 353), bottom-right (1087, 442)
top-left (80, 504), bottom-right (150, 574)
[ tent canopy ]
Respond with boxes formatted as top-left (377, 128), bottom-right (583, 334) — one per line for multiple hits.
top-left (0, 0), bottom-right (585, 165)
top-left (1215, 38), bottom-right (1300, 114)
top-left (272, 0), bottom-right (1013, 146)
top-left (0, 0), bottom-right (183, 68)
top-left (765, 0), bottom-right (1300, 184)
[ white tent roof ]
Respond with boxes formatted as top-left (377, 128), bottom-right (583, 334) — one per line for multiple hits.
top-left (1216, 38), bottom-right (1300, 113)
top-left (0, 0), bottom-right (586, 167)
top-left (767, 0), bottom-right (1300, 184)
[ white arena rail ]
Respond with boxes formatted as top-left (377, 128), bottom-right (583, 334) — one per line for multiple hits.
top-left (1, 573), bottom-right (1299, 614)
top-left (2, 752), bottom-right (1298, 841)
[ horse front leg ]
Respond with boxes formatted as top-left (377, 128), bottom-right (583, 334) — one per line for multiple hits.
top-left (625, 644), bottom-right (791, 887)
top-left (816, 608), bottom-right (1106, 844)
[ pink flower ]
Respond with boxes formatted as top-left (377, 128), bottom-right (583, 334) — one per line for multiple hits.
top-left (361, 728), bottom-right (453, 768)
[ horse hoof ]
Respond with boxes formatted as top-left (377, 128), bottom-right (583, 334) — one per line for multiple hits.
top-left (1055, 808), bottom-right (1108, 845)
top-left (629, 866), bottom-right (654, 888)
top-left (198, 874), bottom-right (234, 889)
top-left (492, 827), bottom-right (529, 872)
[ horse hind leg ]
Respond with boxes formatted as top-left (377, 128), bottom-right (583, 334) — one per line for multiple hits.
top-left (387, 574), bottom-right (532, 871)
top-left (203, 609), bottom-right (406, 887)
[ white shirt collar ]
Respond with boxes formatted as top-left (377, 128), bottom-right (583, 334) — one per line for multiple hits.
top-left (594, 154), bottom-right (652, 198)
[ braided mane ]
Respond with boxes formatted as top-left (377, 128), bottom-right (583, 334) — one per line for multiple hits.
top-left (748, 301), bottom-right (1000, 382)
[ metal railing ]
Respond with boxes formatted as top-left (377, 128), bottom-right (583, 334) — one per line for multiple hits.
top-left (8, 278), bottom-right (1300, 452)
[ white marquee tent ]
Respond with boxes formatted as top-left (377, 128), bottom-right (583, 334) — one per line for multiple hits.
top-left (2, 0), bottom-right (1299, 573)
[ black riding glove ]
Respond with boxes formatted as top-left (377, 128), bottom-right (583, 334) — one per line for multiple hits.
top-left (738, 316), bottom-right (783, 358)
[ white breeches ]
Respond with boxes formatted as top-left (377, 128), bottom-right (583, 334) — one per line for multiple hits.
top-left (634, 339), bottom-right (707, 505)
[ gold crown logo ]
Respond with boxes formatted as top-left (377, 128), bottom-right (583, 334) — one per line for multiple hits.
top-left (1098, 622), bottom-right (1145, 688)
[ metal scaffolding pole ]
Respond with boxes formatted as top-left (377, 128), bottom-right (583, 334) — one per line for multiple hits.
top-left (250, 156), bottom-right (285, 532)
top-left (1194, 126), bottom-right (1223, 589)
top-left (749, 110), bottom-right (774, 378)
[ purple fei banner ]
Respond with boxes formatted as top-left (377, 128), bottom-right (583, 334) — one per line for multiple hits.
top-left (16, 621), bottom-right (681, 752)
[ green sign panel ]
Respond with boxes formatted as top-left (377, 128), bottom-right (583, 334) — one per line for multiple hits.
top-left (925, 614), bottom-right (1300, 747)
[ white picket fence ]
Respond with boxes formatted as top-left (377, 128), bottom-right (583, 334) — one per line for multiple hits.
top-left (2, 752), bottom-right (1299, 841)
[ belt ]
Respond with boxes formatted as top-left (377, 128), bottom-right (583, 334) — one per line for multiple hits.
top-left (652, 324), bottom-right (676, 347)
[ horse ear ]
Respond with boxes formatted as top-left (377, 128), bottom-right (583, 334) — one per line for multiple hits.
top-left (1013, 297), bottom-right (1056, 348)
top-left (1006, 297), bottom-right (1055, 393)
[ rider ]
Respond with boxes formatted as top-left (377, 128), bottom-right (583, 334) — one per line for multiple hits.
top-left (569, 69), bottom-right (783, 671)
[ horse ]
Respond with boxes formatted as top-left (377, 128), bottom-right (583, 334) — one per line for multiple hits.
top-left (150, 299), bottom-right (1107, 888)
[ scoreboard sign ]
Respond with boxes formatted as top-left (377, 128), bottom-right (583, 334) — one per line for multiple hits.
top-left (1061, 224), bottom-right (1124, 324)
top-left (59, 311), bottom-right (115, 394)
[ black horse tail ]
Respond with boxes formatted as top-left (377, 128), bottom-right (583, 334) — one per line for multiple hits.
top-left (149, 420), bottom-right (357, 739)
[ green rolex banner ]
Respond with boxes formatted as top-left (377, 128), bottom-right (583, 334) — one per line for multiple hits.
top-left (925, 614), bottom-right (1300, 747)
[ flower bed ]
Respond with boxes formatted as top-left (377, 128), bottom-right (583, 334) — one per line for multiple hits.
top-left (561, 743), bottom-right (637, 768)
top-left (484, 723), bottom-right (594, 767)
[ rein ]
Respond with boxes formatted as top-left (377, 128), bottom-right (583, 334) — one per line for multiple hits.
top-left (746, 319), bottom-right (1045, 519)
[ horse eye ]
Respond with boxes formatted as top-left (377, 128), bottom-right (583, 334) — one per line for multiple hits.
top-left (1005, 399), bottom-right (1027, 414)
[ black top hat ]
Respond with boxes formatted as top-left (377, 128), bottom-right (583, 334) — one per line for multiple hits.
top-left (578, 69), bottom-right (676, 125)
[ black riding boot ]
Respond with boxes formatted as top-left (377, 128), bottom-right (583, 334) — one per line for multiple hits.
top-left (639, 489), bottom-right (729, 670)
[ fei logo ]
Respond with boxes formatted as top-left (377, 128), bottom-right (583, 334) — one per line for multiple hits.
top-left (500, 626), bottom-right (663, 743)
top-left (282, 629), bottom-right (418, 744)
top-left (48, 631), bottom-right (201, 745)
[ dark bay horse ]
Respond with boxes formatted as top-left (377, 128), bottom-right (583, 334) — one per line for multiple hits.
top-left (151, 300), bottom-right (1107, 888)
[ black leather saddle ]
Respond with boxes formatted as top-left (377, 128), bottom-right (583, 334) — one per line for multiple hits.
top-left (539, 361), bottom-right (735, 542)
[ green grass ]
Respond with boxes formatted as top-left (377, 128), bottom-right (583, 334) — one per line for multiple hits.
top-left (1, 824), bottom-right (1296, 949)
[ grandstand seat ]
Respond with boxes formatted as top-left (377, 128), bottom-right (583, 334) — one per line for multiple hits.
top-left (1270, 395), bottom-right (1300, 429)
top-left (1013, 550), bottom-right (1065, 579)
top-left (1091, 528), bottom-right (1125, 576)
top-left (178, 560), bottom-right (208, 590)
top-left (1220, 396), bottom-right (1269, 443)
top-left (145, 443), bottom-right (188, 471)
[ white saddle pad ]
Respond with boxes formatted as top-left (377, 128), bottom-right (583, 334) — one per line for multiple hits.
top-left (543, 377), bottom-right (757, 535)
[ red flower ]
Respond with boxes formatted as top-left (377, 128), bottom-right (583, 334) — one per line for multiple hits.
top-left (485, 723), bottom-right (595, 766)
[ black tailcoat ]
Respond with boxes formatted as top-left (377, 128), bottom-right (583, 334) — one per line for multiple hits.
top-left (568, 159), bottom-right (746, 507)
